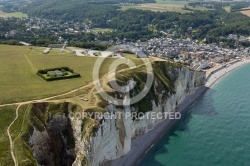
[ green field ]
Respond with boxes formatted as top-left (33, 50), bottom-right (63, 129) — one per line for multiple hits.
top-left (92, 28), bottom-right (113, 33)
top-left (187, 5), bottom-right (213, 11)
top-left (0, 45), bottom-right (143, 104)
top-left (120, 3), bottom-right (189, 13)
top-left (124, 53), bottom-right (136, 58)
top-left (155, 0), bottom-right (188, 5)
top-left (224, 6), bottom-right (231, 12)
top-left (0, 10), bottom-right (27, 18)
top-left (120, 3), bottom-right (212, 13)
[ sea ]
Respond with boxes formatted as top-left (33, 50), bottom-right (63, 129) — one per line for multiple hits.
top-left (140, 64), bottom-right (250, 166)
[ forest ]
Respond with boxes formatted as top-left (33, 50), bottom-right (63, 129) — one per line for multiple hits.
top-left (1, 0), bottom-right (250, 47)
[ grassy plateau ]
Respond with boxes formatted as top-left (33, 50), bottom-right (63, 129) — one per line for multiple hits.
top-left (0, 45), bottom-right (144, 104)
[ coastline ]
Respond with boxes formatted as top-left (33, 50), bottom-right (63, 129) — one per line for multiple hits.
top-left (110, 59), bottom-right (250, 166)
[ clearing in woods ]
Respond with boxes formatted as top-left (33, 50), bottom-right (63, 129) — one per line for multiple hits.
top-left (0, 10), bottom-right (27, 18)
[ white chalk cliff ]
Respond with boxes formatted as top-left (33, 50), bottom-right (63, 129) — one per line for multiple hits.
top-left (71, 66), bottom-right (206, 166)
top-left (25, 63), bottom-right (205, 166)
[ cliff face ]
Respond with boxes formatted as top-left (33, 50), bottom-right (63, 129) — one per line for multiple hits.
top-left (73, 65), bottom-right (206, 166)
top-left (25, 62), bottom-right (205, 166)
top-left (27, 103), bottom-right (77, 166)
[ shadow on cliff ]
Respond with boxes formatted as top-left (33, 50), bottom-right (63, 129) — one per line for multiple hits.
top-left (138, 88), bottom-right (217, 166)
top-left (26, 102), bottom-right (76, 166)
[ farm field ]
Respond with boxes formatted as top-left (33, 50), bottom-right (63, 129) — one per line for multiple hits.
top-left (92, 28), bottom-right (113, 33)
top-left (155, 0), bottom-right (188, 5)
top-left (120, 3), bottom-right (189, 13)
top-left (240, 10), bottom-right (250, 17)
top-left (0, 10), bottom-right (27, 18)
top-left (120, 3), bottom-right (213, 13)
top-left (0, 45), bottom-right (143, 104)
top-left (187, 5), bottom-right (213, 11)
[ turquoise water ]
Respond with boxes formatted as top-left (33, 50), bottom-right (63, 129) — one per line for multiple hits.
top-left (140, 64), bottom-right (250, 166)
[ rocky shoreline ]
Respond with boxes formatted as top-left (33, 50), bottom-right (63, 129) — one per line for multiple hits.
top-left (110, 59), bottom-right (250, 166)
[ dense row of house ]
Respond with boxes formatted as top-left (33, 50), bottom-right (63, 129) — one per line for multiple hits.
top-left (118, 37), bottom-right (250, 70)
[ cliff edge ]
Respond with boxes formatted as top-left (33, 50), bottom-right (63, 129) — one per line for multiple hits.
top-left (20, 61), bottom-right (205, 166)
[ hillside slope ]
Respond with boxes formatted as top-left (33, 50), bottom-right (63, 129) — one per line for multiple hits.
top-left (5, 61), bottom-right (205, 166)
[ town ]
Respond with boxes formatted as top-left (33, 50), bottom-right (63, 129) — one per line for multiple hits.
top-left (118, 37), bottom-right (250, 70)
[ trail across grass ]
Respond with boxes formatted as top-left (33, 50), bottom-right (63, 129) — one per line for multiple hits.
top-left (7, 104), bottom-right (22, 166)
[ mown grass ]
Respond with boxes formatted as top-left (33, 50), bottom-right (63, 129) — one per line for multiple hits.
top-left (120, 4), bottom-right (189, 13)
top-left (0, 45), bottom-right (143, 104)
top-left (224, 6), bottom-right (231, 13)
top-left (0, 10), bottom-right (27, 18)
top-left (123, 53), bottom-right (135, 59)
top-left (91, 28), bottom-right (113, 33)
top-left (155, 0), bottom-right (188, 5)
top-left (187, 6), bottom-right (214, 11)
top-left (120, 3), bottom-right (213, 13)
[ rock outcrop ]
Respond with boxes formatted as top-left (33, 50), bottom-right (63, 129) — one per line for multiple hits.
top-left (27, 103), bottom-right (76, 166)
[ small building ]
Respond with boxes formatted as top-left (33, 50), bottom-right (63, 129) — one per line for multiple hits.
top-left (214, 57), bottom-right (224, 63)
top-left (58, 37), bottom-right (65, 43)
top-left (200, 60), bottom-right (210, 69)
top-left (31, 25), bottom-right (40, 30)
top-left (19, 41), bottom-right (32, 46)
